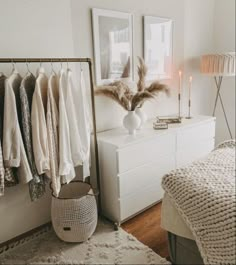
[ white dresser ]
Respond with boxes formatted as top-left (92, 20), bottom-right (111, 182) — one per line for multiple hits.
top-left (97, 116), bottom-right (216, 224)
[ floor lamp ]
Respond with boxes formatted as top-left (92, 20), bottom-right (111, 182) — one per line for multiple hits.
top-left (201, 52), bottom-right (235, 139)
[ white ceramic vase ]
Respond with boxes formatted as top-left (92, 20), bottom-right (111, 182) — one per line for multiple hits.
top-left (123, 111), bottom-right (141, 135)
top-left (135, 107), bottom-right (147, 129)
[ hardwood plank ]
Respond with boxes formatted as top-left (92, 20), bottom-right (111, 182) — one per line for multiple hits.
top-left (122, 202), bottom-right (169, 259)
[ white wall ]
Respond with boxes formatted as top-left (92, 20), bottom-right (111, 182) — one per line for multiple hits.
top-left (0, 0), bottom-right (75, 243)
top-left (213, 0), bottom-right (235, 143)
top-left (183, 0), bottom-right (215, 117)
top-left (70, 0), bottom-right (186, 132)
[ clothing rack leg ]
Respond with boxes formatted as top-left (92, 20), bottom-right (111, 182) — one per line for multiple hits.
top-left (88, 60), bottom-right (102, 212)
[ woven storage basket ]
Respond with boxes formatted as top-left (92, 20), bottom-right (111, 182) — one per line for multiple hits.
top-left (51, 181), bottom-right (98, 243)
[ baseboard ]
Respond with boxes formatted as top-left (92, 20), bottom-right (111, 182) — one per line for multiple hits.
top-left (0, 222), bottom-right (52, 255)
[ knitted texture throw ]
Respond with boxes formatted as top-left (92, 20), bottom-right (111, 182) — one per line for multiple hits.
top-left (162, 140), bottom-right (236, 265)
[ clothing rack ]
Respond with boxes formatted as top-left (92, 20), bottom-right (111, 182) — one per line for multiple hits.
top-left (0, 57), bottom-right (101, 208)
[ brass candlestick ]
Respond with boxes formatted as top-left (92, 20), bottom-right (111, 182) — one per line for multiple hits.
top-left (178, 93), bottom-right (181, 118)
top-left (186, 99), bottom-right (192, 119)
top-left (186, 75), bottom-right (193, 119)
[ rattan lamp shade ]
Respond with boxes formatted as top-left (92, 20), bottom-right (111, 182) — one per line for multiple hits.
top-left (201, 52), bottom-right (235, 76)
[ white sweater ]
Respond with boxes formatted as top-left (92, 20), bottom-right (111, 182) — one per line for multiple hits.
top-left (72, 70), bottom-right (91, 178)
top-left (31, 68), bottom-right (50, 175)
top-left (64, 69), bottom-right (83, 167)
top-left (58, 69), bottom-right (75, 183)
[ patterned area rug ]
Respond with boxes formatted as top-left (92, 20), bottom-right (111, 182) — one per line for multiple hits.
top-left (0, 220), bottom-right (170, 265)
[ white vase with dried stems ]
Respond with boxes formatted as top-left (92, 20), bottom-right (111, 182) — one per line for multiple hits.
top-left (123, 110), bottom-right (141, 135)
top-left (135, 107), bottom-right (147, 130)
top-left (95, 57), bottom-right (170, 134)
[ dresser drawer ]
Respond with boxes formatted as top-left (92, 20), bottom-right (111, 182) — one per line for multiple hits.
top-left (177, 121), bottom-right (215, 149)
top-left (118, 155), bottom-right (175, 197)
top-left (176, 138), bottom-right (215, 168)
top-left (119, 183), bottom-right (164, 221)
top-left (117, 133), bottom-right (175, 173)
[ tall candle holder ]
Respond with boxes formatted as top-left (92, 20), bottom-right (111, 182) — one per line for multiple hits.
top-left (178, 70), bottom-right (182, 119)
top-left (186, 76), bottom-right (192, 119)
top-left (178, 92), bottom-right (181, 118)
top-left (156, 70), bottom-right (183, 124)
top-left (186, 98), bottom-right (192, 119)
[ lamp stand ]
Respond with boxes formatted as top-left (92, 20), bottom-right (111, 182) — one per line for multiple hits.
top-left (213, 76), bottom-right (233, 139)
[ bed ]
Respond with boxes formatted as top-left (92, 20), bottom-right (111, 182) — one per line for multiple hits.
top-left (161, 140), bottom-right (236, 265)
top-left (162, 193), bottom-right (204, 264)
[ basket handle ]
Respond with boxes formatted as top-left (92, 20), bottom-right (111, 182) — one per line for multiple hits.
top-left (87, 189), bottom-right (99, 197)
top-left (49, 181), bottom-right (99, 198)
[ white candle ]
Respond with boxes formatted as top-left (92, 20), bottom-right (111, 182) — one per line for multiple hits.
top-left (178, 70), bottom-right (182, 94)
top-left (189, 76), bottom-right (193, 100)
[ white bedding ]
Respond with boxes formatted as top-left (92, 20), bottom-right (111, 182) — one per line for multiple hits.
top-left (161, 193), bottom-right (194, 240)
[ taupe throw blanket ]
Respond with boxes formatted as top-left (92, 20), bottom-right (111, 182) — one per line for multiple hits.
top-left (162, 140), bottom-right (236, 265)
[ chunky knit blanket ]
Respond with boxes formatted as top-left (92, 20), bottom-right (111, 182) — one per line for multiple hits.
top-left (162, 140), bottom-right (236, 265)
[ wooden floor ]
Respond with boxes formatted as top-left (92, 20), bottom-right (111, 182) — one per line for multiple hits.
top-left (122, 202), bottom-right (169, 259)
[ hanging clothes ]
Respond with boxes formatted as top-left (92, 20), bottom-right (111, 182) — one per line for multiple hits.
top-left (47, 73), bottom-right (61, 196)
top-left (0, 74), bottom-right (18, 187)
top-left (58, 69), bottom-right (75, 184)
top-left (3, 72), bottom-right (33, 184)
top-left (3, 73), bottom-right (21, 168)
top-left (19, 73), bottom-right (45, 201)
top-left (72, 70), bottom-right (92, 178)
top-left (64, 68), bottom-right (83, 167)
top-left (0, 127), bottom-right (4, 196)
top-left (31, 68), bottom-right (50, 176)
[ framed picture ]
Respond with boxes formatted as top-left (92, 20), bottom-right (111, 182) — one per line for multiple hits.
top-left (92, 8), bottom-right (134, 85)
top-left (144, 16), bottom-right (173, 81)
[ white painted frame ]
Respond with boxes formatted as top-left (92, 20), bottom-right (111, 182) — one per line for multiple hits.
top-left (92, 8), bottom-right (134, 85)
top-left (144, 16), bottom-right (173, 81)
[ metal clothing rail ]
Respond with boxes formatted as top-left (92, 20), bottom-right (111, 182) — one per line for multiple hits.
top-left (0, 58), bottom-right (91, 63)
top-left (0, 57), bottom-right (101, 208)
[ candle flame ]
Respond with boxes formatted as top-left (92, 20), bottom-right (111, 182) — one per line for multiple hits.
top-left (189, 76), bottom-right (193, 82)
top-left (179, 70), bottom-right (182, 76)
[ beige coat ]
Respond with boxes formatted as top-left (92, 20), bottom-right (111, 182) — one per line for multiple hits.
top-left (31, 68), bottom-right (50, 176)
top-left (47, 73), bottom-right (61, 196)
top-left (0, 74), bottom-right (17, 187)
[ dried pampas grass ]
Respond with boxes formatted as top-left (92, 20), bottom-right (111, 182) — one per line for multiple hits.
top-left (95, 85), bottom-right (131, 111)
top-left (131, 91), bottom-right (154, 111)
top-left (137, 57), bottom-right (147, 92)
top-left (145, 81), bottom-right (170, 96)
top-left (95, 57), bottom-right (170, 111)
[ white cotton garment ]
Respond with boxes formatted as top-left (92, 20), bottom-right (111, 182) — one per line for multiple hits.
top-left (47, 73), bottom-right (61, 196)
top-left (64, 69), bottom-right (83, 167)
top-left (71, 70), bottom-right (92, 178)
top-left (3, 72), bottom-right (33, 183)
top-left (58, 69), bottom-right (75, 184)
top-left (31, 68), bottom-right (50, 176)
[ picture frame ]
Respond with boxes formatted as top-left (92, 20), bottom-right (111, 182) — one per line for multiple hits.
top-left (144, 16), bottom-right (173, 81)
top-left (92, 8), bottom-right (134, 85)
